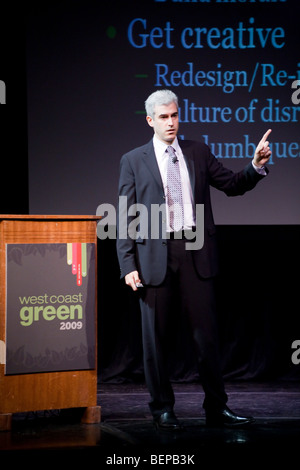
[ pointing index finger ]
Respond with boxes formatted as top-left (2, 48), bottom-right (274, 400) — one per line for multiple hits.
top-left (260, 128), bottom-right (272, 146)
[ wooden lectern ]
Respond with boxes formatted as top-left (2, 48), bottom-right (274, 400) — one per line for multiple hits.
top-left (0, 215), bottom-right (101, 431)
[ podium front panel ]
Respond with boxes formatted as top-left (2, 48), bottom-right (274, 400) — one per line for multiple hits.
top-left (0, 216), bottom-right (100, 416)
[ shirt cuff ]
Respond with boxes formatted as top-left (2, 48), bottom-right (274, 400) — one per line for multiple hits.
top-left (252, 160), bottom-right (267, 176)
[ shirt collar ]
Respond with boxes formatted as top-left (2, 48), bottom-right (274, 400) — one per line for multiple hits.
top-left (153, 135), bottom-right (179, 159)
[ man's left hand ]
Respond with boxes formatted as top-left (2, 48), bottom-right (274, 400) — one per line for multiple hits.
top-left (253, 129), bottom-right (272, 167)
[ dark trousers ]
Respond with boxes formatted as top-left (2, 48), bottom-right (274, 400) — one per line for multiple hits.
top-left (139, 237), bottom-right (228, 418)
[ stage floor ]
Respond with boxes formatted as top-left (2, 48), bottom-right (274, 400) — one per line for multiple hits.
top-left (1, 381), bottom-right (300, 464)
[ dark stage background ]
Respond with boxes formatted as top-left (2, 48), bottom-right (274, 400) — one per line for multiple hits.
top-left (97, 227), bottom-right (300, 384)
top-left (0, 0), bottom-right (299, 384)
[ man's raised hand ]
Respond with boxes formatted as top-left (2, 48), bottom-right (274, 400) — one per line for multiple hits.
top-left (254, 129), bottom-right (272, 167)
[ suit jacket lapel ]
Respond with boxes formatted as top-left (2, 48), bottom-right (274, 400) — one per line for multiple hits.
top-left (180, 140), bottom-right (196, 196)
top-left (142, 140), bottom-right (164, 193)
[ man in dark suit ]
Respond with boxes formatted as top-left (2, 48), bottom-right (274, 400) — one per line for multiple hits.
top-left (117, 89), bottom-right (272, 430)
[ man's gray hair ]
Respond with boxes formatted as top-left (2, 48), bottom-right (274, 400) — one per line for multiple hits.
top-left (145, 89), bottom-right (178, 118)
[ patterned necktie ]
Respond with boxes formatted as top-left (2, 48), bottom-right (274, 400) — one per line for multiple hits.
top-left (166, 146), bottom-right (184, 231)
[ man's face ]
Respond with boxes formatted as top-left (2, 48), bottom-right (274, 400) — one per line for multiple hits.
top-left (146, 102), bottom-right (179, 144)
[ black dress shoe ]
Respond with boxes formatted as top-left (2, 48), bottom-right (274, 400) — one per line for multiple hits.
top-left (153, 411), bottom-right (183, 431)
top-left (206, 406), bottom-right (255, 428)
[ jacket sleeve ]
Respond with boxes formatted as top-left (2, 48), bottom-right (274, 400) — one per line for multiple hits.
top-left (116, 154), bottom-right (138, 279)
top-left (206, 147), bottom-right (268, 197)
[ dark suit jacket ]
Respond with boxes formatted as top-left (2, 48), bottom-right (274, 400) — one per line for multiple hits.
top-left (117, 138), bottom-right (267, 286)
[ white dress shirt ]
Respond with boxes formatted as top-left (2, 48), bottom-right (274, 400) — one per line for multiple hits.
top-left (153, 135), bottom-right (195, 231)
